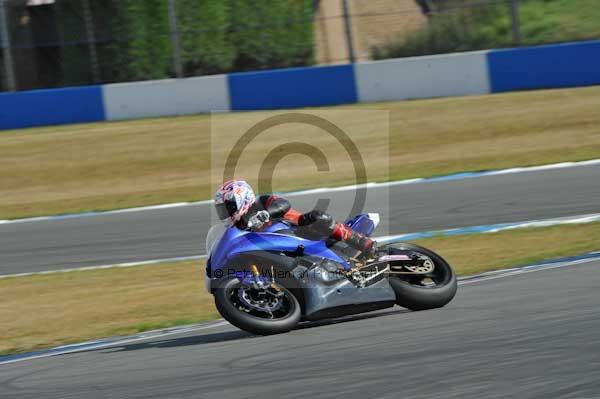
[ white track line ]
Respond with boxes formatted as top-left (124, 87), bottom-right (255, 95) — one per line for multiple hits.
top-left (1, 158), bottom-right (599, 225)
top-left (2, 212), bottom-right (600, 279)
top-left (0, 321), bottom-right (230, 366)
top-left (2, 254), bottom-right (598, 366)
top-left (0, 255), bottom-right (207, 279)
top-left (458, 256), bottom-right (600, 285)
top-left (376, 212), bottom-right (600, 243)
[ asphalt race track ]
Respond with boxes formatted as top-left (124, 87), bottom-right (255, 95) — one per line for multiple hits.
top-left (2, 260), bottom-right (599, 398)
top-left (2, 163), bottom-right (600, 275)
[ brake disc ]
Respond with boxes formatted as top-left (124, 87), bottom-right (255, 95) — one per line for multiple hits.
top-left (403, 258), bottom-right (435, 274)
top-left (238, 287), bottom-right (283, 312)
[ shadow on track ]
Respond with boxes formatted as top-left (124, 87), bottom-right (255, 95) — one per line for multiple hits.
top-left (296, 308), bottom-right (411, 330)
top-left (98, 308), bottom-right (410, 354)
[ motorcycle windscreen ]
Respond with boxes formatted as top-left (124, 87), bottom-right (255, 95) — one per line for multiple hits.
top-left (345, 213), bottom-right (376, 236)
top-left (206, 224), bottom-right (227, 254)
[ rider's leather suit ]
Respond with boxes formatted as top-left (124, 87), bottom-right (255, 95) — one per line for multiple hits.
top-left (235, 195), bottom-right (375, 254)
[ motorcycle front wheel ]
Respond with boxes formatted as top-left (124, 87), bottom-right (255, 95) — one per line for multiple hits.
top-left (214, 277), bottom-right (301, 335)
top-left (385, 243), bottom-right (457, 311)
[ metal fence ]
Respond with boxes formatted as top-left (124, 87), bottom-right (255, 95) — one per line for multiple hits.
top-left (1, 0), bottom-right (599, 92)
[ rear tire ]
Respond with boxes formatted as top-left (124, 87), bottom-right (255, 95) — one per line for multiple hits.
top-left (385, 243), bottom-right (457, 311)
top-left (214, 277), bottom-right (301, 335)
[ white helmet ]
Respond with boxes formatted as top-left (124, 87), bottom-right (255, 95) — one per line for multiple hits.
top-left (214, 180), bottom-right (256, 226)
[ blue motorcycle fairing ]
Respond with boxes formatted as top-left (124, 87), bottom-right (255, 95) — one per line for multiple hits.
top-left (206, 216), bottom-right (399, 319)
top-left (209, 221), bottom-right (350, 276)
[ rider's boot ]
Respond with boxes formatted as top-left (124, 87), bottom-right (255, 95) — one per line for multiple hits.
top-left (331, 223), bottom-right (377, 257)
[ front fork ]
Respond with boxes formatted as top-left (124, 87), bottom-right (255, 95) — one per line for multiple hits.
top-left (240, 265), bottom-right (284, 298)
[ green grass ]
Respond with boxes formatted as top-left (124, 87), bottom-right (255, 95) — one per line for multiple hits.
top-left (520, 0), bottom-right (600, 45)
top-left (373, 0), bottom-right (600, 59)
top-left (2, 221), bottom-right (600, 355)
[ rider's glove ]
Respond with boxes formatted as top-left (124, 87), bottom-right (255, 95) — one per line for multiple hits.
top-left (299, 210), bottom-right (335, 231)
top-left (247, 210), bottom-right (270, 230)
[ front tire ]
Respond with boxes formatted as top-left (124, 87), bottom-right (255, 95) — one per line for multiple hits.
top-left (214, 277), bottom-right (301, 335)
top-left (385, 243), bottom-right (457, 311)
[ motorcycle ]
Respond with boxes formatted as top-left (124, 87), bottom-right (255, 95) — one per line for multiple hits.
top-left (205, 213), bottom-right (457, 335)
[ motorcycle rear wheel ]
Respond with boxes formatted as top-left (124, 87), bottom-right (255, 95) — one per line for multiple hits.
top-left (385, 243), bottom-right (457, 311)
top-left (214, 277), bottom-right (301, 335)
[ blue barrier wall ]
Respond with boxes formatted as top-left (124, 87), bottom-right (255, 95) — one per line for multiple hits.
top-left (228, 64), bottom-right (357, 111)
top-left (2, 40), bottom-right (600, 130)
top-left (488, 40), bottom-right (600, 92)
top-left (0, 86), bottom-right (105, 130)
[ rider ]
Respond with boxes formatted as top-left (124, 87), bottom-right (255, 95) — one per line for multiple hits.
top-left (214, 180), bottom-right (376, 256)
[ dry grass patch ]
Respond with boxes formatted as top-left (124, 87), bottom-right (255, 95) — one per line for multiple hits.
top-left (2, 86), bottom-right (600, 219)
top-left (2, 222), bottom-right (600, 356)
top-left (0, 261), bottom-right (216, 355)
